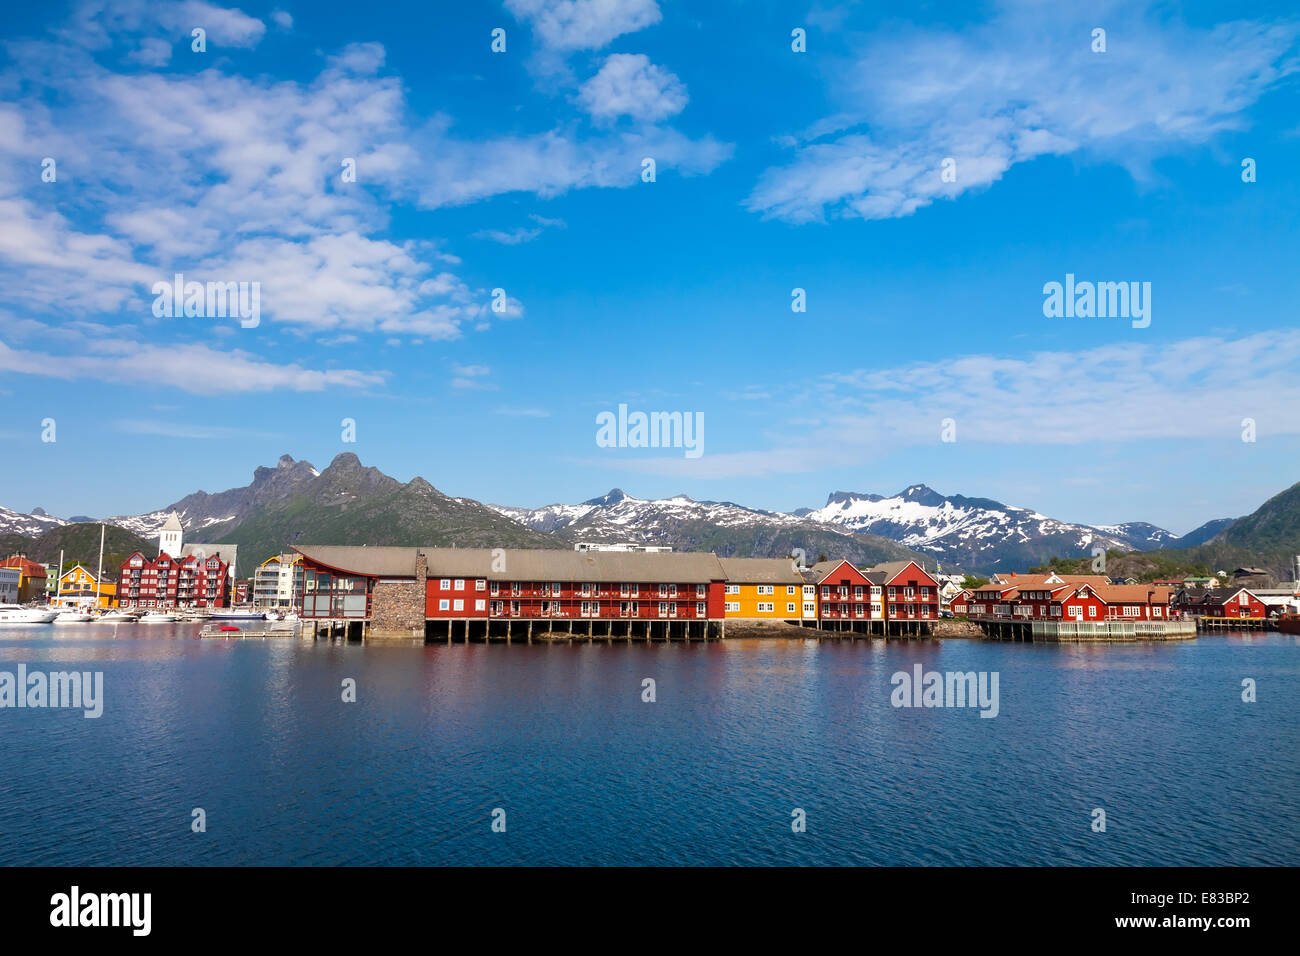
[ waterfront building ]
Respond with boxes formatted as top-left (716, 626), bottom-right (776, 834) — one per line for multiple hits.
top-left (717, 557), bottom-right (816, 621)
top-left (0, 567), bottom-right (20, 603)
top-left (875, 560), bottom-right (941, 621)
top-left (810, 559), bottom-right (883, 623)
top-left (55, 565), bottom-right (117, 607)
top-left (117, 550), bottom-right (230, 609)
top-left (1172, 586), bottom-right (1266, 620)
top-left (294, 546), bottom-right (728, 639)
top-left (573, 542), bottom-right (672, 553)
top-left (253, 553), bottom-right (304, 608)
top-left (0, 554), bottom-right (47, 602)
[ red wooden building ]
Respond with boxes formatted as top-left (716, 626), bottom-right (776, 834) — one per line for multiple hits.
top-left (810, 559), bottom-right (882, 622)
top-left (876, 560), bottom-right (940, 620)
top-left (118, 550), bottom-right (229, 609)
top-left (1173, 587), bottom-right (1266, 619)
top-left (293, 546), bottom-right (728, 638)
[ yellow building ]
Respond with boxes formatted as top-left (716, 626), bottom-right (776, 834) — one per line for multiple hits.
top-left (56, 565), bottom-right (117, 608)
top-left (718, 557), bottom-right (817, 621)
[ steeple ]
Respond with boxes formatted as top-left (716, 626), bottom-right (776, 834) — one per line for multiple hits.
top-left (159, 512), bottom-right (183, 558)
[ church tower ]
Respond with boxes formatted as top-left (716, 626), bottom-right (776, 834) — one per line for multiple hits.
top-left (159, 512), bottom-right (183, 558)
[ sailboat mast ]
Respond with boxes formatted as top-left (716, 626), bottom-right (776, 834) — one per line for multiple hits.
top-left (95, 524), bottom-right (105, 607)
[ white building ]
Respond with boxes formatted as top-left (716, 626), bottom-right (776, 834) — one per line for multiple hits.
top-left (157, 511), bottom-right (238, 589)
top-left (0, 567), bottom-right (20, 603)
top-left (253, 553), bottom-right (303, 608)
top-left (573, 542), bottom-right (672, 553)
top-left (158, 512), bottom-right (183, 558)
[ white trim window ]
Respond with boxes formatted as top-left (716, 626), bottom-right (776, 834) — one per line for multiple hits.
top-left (757, 602), bottom-right (774, 613)
top-left (725, 602), bottom-right (740, 613)
top-left (725, 584), bottom-right (739, 595)
top-left (787, 603), bottom-right (796, 613)
top-left (475, 580), bottom-right (486, 591)
top-left (757, 585), bottom-right (774, 595)
top-left (454, 579), bottom-right (465, 591)
top-left (475, 599), bottom-right (485, 611)
top-left (439, 599), bottom-right (449, 611)
top-left (440, 579), bottom-right (451, 591)
top-left (453, 599), bottom-right (464, 611)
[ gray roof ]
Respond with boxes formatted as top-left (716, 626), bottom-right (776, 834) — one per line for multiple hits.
top-left (181, 543), bottom-right (238, 575)
top-left (295, 546), bottom-right (727, 584)
top-left (717, 557), bottom-right (806, 584)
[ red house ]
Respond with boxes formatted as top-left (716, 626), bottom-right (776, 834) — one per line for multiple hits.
top-left (1177, 587), bottom-right (1266, 619)
top-left (875, 560), bottom-right (940, 620)
top-left (118, 550), bottom-right (229, 609)
top-left (810, 559), bottom-right (880, 622)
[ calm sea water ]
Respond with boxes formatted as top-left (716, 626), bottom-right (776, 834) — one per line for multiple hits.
top-left (0, 624), bottom-right (1296, 866)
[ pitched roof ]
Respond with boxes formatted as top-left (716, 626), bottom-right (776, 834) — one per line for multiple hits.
top-left (295, 546), bottom-right (727, 584)
top-left (717, 557), bottom-right (806, 584)
top-left (161, 512), bottom-right (183, 531)
top-left (871, 560), bottom-right (936, 584)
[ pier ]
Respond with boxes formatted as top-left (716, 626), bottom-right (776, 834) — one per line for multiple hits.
top-left (1195, 616), bottom-right (1274, 631)
top-left (971, 617), bottom-right (1197, 642)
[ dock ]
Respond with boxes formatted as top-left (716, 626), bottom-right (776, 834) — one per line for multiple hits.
top-left (972, 617), bottom-right (1197, 642)
top-left (1195, 616), bottom-right (1274, 631)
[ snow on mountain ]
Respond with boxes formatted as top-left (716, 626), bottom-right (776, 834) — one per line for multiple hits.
top-left (490, 488), bottom-right (921, 564)
top-left (802, 484), bottom-right (1180, 571)
top-left (0, 506), bottom-right (69, 538)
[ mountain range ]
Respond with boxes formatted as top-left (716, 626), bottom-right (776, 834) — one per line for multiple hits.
top-left (1, 453), bottom-right (1294, 578)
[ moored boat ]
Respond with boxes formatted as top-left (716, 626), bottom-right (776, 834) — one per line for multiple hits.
top-left (1278, 613), bottom-right (1300, 635)
top-left (208, 608), bottom-right (265, 621)
top-left (0, 604), bottom-right (59, 625)
top-left (53, 610), bottom-right (96, 623)
top-left (139, 611), bottom-right (177, 623)
top-left (98, 610), bottom-right (138, 622)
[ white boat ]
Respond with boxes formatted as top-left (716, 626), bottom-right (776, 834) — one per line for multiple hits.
top-left (139, 611), bottom-right (177, 623)
top-left (98, 610), bottom-right (138, 622)
top-left (0, 604), bottom-right (59, 625)
top-left (53, 610), bottom-right (95, 623)
top-left (208, 608), bottom-right (265, 620)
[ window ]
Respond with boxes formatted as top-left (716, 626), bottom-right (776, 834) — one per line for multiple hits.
top-left (475, 580), bottom-right (485, 591)
top-left (511, 601), bottom-right (519, 615)
top-left (725, 584), bottom-right (739, 594)
top-left (696, 585), bottom-right (706, 597)
top-left (439, 599), bottom-right (449, 611)
top-left (696, 603), bottom-right (706, 616)
top-left (1088, 606), bottom-right (1097, 618)
top-left (757, 585), bottom-right (773, 595)
top-left (757, 602), bottom-right (774, 613)
top-left (787, 586), bottom-right (796, 595)
top-left (854, 586), bottom-right (863, 599)
top-left (659, 602), bottom-right (669, 617)
top-left (490, 582), bottom-right (499, 596)
top-left (475, 600), bottom-right (485, 611)
top-left (822, 586), bottom-right (831, 598)
top-left (491, 601), bottom-right (502, 615)
top-left (787, 603), bottom-right (796, 613)
top-left (440, 579), bottom-right (450, 590)
top-left (453, 579), bottom-right (465, 591)
top-left (725, 602), bottom-right (739, 613)
top-left (803, 602), bottom-right (815, 615)
top-left (888, 587), bottom-right (896, 598)
top-left (581, 583), bottom-right (591, 596)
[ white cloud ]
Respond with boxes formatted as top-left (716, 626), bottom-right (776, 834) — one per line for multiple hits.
top-left (748, 5), bottom-right (1300, 222)
top-left (0, 336), bottom-right (385, 394)
top-left (505, 0), bottom-right (661, 52)
top-left (601, 331), bottom-right (1300, 479)
top-left (578, 53), bottom-right (687, 123)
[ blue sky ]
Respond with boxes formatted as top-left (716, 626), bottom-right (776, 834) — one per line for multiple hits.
top-left (2, 0), bottom-right (1299, 535)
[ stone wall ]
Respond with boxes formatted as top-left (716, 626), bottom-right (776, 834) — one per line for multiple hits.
top-left (366, 551), bottom-right (428, 638)
top-left (369, 581), bottom-right (423, 634)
